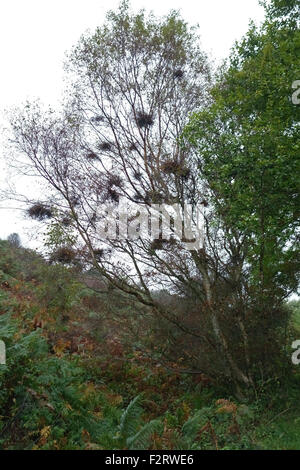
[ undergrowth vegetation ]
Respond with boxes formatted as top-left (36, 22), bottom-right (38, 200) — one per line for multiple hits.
top-left (0, 239), bottom-right (299, 450)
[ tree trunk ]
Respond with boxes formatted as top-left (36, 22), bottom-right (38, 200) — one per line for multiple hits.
top-left (202, 273), bottom-right (252, 394)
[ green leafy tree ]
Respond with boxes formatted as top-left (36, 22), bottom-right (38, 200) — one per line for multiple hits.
top-left (184, 0), bottom-right (300, 299)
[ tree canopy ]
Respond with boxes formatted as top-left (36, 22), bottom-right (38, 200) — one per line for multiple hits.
top-left (184, 0), bottom-right (300, 299)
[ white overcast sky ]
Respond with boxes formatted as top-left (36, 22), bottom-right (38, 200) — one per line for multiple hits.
top-left (0, 0), bottom-right (266, 246)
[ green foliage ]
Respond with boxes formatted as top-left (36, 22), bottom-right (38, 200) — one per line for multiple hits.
top-left (36, 263), bottom-right (82, 314)
top-left (75, 0), bottom-right (207, 77)
top-left (288, 299), bottom-right (300, 334)
top-left (0, 239), bottom-right (45, 282)
top-left (0, 235), bottom-right (299, 450)
top-left (119, 394), bottom-right (143, 439)
top-left (262, 0), bottom-right (300, 23)
top-left (113, 394), bottom-right (162, 450)
top-left (181, 407), bottom-right (212, 443)
top-left (43, 219), bottom-right (77, 253)
top-left (184, 3), bottom-right (300, 296)
top-left (126, 419), bottom-right (162, 450)
top-left (253, 411), bottom-right (300, 450)
top-left (0, 240), bottom-right (21, 278)
top-left (0, 314), bottom-right (103, 449)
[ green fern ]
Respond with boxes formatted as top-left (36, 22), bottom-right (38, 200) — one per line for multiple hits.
top-left (127, 419), bottom-right (162, 450)
top-left (116, 395), bottom-right (162, 449)
top-left (119, 394), bottom-right (143, 440)
top-left (181, 407), bottom-right (212, 443)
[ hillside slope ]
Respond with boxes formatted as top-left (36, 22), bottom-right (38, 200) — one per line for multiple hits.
top-left (0, 239), bottom-right (299, 450)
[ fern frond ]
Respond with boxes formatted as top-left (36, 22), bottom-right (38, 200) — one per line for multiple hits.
top-left (127, 419), bottom-right (162, 450)
top-left (181, 407), bottom-right (211, 442)
top-left (119, 394), bottom-right (143, 439)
